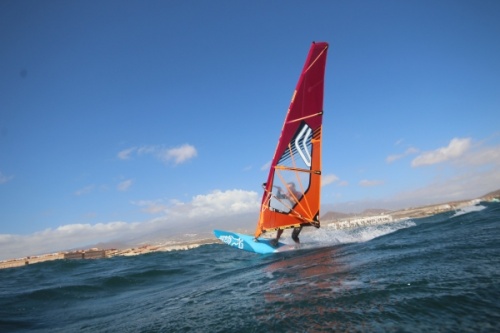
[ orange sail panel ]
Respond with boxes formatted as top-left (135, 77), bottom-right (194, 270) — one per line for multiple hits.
top-left (255, 42), bottom-right (328, 238)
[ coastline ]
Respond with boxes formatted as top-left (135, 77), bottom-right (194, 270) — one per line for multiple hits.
top-left (0, 238), bottom-right (218, 270)
top-left (2, 194), bottom-right (498, 270)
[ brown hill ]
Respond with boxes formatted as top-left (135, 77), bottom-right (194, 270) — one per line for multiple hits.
top-left (361, 208), bottom-right (391, 215)
top-left (482, 189), bottom-right (500, 199)
top-left (321, 211), bottom-right (352, 221)
top-left (321, 208), bottom-right (391, 221)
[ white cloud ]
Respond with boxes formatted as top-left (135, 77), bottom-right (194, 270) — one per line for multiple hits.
top-left (386, 164), bottom-right (500, 208)
top-left (117, 147), bottom-right (135, 160)
top-left (456, 144), bottom-right (500, 167)
top-left (74, 184), bottom-right (95, 196)
top-left (412, 137), bottom-right (471, 167)
top-left (386, 155), bottom-right (400, 164)
top-left (322, 174), bottom-right (339, 186)
top-left (118, 144), bottom-right (197, 165)
top-left (395, 138), bottom-right (404, 146)
top-left (117, 179), bottom-right (133, 191)
top-left (386, 147), bottom-right (419, 163)
top-left (0, 221), bottom-right (141, 261)
top-left (0, 171), bottom-right (14, 184)
top-left (403, 141), bottom-right (500, 203)
top-left (136, 146), bottom-right (156, 156)
top-left (333, 140), bottom-right (500, 212)
top-left (177, 189), bottom-right (260, 219)
top-left (132, 199), bottom-right (168, 214)
top-left (261, 161), bottom-right (271, 171)
top-left (54, 222), bottom-right (134, 235)
top-left (359, 179), bottom-right (384, 187)
top-left (0, 189), bottom-right (260, 260)
top-left (159, 144), bottom-right (197, 164)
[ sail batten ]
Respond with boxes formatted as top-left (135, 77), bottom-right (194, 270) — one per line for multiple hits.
top-left (254, 42), bottom-right (328, 238)
top-left (286, 111), bottom-right (323, 124)
top-left (274, 166), bottom-right (320, 174)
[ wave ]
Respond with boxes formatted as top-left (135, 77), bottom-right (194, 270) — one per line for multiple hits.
top-left (289, 218), bottom-right (417, 250)
top-left (1, 204), bottom-right (499, 333)
top-left (451, 204), bottom-right (486, 218)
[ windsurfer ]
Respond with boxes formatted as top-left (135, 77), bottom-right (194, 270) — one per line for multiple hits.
top-left (275, 182), bottom-right (302, 204)
top-left (270, 182), bottom-right (303, 247)
top-left (286, 182), bottom-right (302, 202)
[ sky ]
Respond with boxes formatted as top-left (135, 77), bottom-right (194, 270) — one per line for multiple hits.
top-left (1, 0), bottom-right (500, 259)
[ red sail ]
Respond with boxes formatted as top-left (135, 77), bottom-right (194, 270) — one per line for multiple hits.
top-left (255, 42), bottom-right (328, 238)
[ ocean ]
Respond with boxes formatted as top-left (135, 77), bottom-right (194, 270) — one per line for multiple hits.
top-left (1, 203), bottom-right (499, 332)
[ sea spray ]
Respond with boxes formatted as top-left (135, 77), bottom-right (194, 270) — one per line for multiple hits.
top-left (450, 203), bottom-right (486, 218)
top-left (297, 218), bottom-right (417, 247)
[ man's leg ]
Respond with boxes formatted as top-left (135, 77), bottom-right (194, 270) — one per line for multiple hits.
top-left (291, 226), bottom-right (302, 244)
top-left (270, 229), bottom-right (284, 247)
top-left (276, 229), bottom-right (284, 240)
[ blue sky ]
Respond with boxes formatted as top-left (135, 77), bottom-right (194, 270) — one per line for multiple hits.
top-left (1, 1), bottom-right (499, 259)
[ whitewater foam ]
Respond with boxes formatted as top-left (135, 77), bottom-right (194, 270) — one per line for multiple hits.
top-left (451, 204), bottom-right (486, 218)
top-left (300, 219), bottom-right (417, 248)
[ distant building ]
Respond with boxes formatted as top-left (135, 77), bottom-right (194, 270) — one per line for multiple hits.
top-left (435, 204), bottom-right (451, 212)
top-left (84, 250), bottom-right (106, 259)
top-left (64, 252), bottom-right (84, 260)
top-left (63, 249), bottom-right (107, 260)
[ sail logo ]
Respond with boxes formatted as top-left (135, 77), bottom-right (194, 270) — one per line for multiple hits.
top-left (295, 124), bottom-right (312, 167)
top-left (218, 235), bottom-right (244, 249)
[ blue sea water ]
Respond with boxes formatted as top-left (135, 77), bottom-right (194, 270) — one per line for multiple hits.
top-left (1, 203), bottom-right (499, 332)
